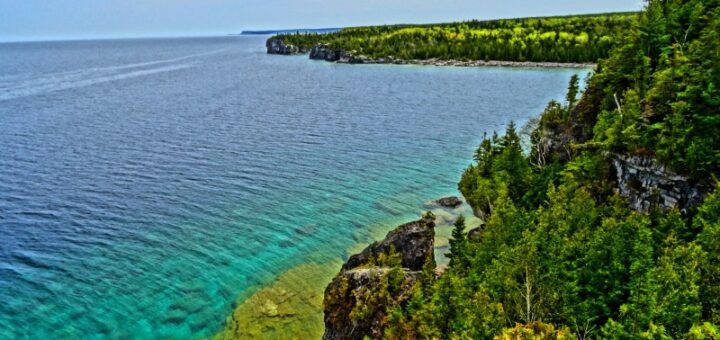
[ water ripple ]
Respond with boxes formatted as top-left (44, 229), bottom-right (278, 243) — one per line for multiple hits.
top-left (0, 36), bottom-right (583, 338)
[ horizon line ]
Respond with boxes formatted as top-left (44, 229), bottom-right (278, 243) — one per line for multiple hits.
top-left (0, 10), bottom-right (641, 44)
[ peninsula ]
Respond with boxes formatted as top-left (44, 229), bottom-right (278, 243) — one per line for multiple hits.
top-left (265, 12), bottom-right (636, 68)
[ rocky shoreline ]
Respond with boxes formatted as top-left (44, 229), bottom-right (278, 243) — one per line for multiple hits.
top-left (267, 39), bottom-right (596, 69)
top-left (323, 213), bottom-right (436, 340)
top-left (216, 195), bottom-right (478, 340)
top-left (346, 58), bottom-right (596, 69)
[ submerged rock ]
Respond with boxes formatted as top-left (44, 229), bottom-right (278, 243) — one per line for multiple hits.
top-left (217, 261), bottom-right (341, 340)
top-left (430, 196), bottom-right (463, 209)
top-left (323, 213), bottom-right (436, 340)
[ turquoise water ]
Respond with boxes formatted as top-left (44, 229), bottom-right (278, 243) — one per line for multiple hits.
top-left (0, 36), bottom-right (585, 338)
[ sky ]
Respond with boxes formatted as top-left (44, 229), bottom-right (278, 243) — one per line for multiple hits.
top-left (0, 0), bottom-right (645, 42)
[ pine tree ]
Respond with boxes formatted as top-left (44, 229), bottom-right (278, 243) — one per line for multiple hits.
top-left (566, 74), bottom-right (580, 109)
top-left (448, 215), bottom-right (469, 271)
top-left (697, 187), bottom-right (720, 324)
top-left (494, 122), bottom-right (531, 201)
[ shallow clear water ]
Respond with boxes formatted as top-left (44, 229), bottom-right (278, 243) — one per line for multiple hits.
top-left (0, 36), bottom-right (583, 338)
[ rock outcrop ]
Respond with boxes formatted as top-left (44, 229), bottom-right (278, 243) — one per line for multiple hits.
top-left (533, 122), bottom-right (577, 164)
top-left (309, 44), bottom-right (348, 62)
top-left (611, 153), bottom-right (708, 213)
top-left (529, 99), bottom-right (709, 215)
top-left (343, 58), bottom-right (594, 68)
top-left (267, 41), bottom-right (595, 68)
top-left (468, 225), bottom-right (484, 241)
top-left (266, 39), bottom-right (302, 55)
top-left (323, 214), bottom-right (436, 340)
top-left (342, 215), bottom-right (436, 272)
top-left (304, 44), bottom-right (594, 68)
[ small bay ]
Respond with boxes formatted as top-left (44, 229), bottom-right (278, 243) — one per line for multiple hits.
top-left (0, 36), bottom-right (585, 338)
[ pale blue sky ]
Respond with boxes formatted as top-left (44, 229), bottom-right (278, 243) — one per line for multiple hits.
top-left (0, 0), bottom-right (645, 42)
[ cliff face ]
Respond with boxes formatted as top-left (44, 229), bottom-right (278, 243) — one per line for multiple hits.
top-left (342, 217), bottom-right (436, 272)
top-left (323, 214), bottom-right (435, 340)
top-left (611, 154), bottom-right (708, 213)
top-left (266, 39), bottom-right (303, 55)
top-left (276, 41), bottom-right (594, 67)
top-left (309, 44), bottom-right (347, 62)
top-left (533, 98), bottom-right (709, 214)
top-left (537, 128), bottom-right (709, 213)
top-left (308, 44), bottom-right (375, 64)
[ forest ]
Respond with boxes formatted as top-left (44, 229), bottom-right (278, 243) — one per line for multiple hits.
top-left (272, 13), bottom-right (637, 63)
top-left (359, 0), bottom-right (720, 338)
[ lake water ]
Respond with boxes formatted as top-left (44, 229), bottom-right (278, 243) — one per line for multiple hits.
top-left (0, 36), bottom-right (583, 338)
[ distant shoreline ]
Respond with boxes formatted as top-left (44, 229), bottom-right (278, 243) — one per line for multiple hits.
top-left (267, 39), bottom-right (597, 69)
top-left (241, 28), bottom-right (340, 35)
top-left (329, 57), bottom-right (596, 69)
top-left (273, 50), bottom-right (597, 69)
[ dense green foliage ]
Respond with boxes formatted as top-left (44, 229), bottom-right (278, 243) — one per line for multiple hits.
top-left (588, 0), bottom-right (720, 176)
top-left (272, 13), bottom-right (637, 63)
top-left (382, 0), bottom-right (720, 338)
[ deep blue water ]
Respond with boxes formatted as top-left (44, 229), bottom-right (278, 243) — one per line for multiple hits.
top-left (0, 36), bottom-right (584, 338)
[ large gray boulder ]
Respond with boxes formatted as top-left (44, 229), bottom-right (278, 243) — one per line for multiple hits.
top-left (429, 196), bottom-right (463, 209)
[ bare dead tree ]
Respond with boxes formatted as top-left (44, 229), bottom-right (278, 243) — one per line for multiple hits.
top-left (533, 136), bottom-right (549, 169)
top-left (613, 92), bottom-right (623, 117)
top-left (574, 319), bottom-right (597, 340)
top-left (520, 265), bottom-right (540, 324)
top-left (674, 24), bottom-right (692, 54)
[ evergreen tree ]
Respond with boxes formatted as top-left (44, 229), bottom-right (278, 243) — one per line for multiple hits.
top-left (697, 188), bottom-right (720, 324)
top-left (337, 2), bottom-right (720, 338)
top-left (566, 74), bottom-right (580, 109)
top-left (448, 215), bottom-right (469, 270)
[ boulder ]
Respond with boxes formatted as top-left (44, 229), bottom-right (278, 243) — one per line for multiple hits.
top-left (432, 196), bottom-right (463, 209)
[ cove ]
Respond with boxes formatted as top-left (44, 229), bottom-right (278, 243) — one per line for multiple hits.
top-left (0, 36), bottom-right (586, 338)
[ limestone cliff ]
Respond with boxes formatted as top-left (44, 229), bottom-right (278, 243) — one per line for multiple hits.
top-left (322, 214), bottom-right (435, 340)
top-left (610, 153), bottom-right (708, 213)
top-left (309, 44), bottom-right (347, 62)
top-left (266, 39), bottom-right (303, 55)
